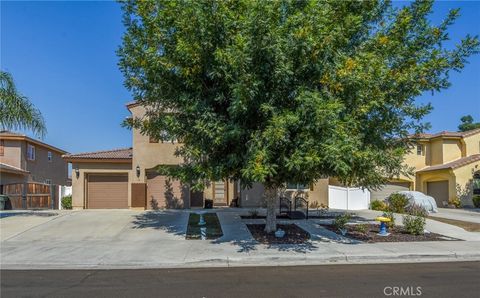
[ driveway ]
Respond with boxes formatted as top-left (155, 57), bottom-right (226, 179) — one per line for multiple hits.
top-left (1, 209), bottom-right (480, 269)
top-left (429, 208), bottom-right (480, 224)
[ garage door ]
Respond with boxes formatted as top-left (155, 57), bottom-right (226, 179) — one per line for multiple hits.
top-left (87, 174), bottom-right (128, 209)
top-left (427, 180), bottom-right (449, 207)
top-left (370, 182), bottom-right (410, 201)
top-left (146, 173), bottom-right (186, 209)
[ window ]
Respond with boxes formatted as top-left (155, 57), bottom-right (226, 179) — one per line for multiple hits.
top-left (45, 179), bottom-right (52, 185)
top-left (286, 182), bottom-right (309, 190)
top-left (416, 144), bottom-right (424, 156)
top-left (48, 151), bottom-right (52, 162)
top-left (27, 144), bottom-right (35, 160)
top-left (0, 140), bottom-right (4, 156)
top-left (473, 173), bottom-right (480, 195)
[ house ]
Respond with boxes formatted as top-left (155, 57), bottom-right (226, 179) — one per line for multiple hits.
top-left (64, 101), bottom-right (480, 210)
top-left (370, 129), bottom-right (480, 207)
top-left (0, 131), bottom-right (70, 192)
top-left (64, 102), bottom-right (330, 210)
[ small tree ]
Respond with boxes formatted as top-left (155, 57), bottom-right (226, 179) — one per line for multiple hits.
top-left (118, 0), bottom-right (478, 232)
top-left (458, 115), bottom-right (480, 132)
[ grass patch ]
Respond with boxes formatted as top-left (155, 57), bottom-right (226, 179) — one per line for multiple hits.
top-left (186, 213), bottom-right (223, 240)
top-left (428, 217), bottom-right (480, 232)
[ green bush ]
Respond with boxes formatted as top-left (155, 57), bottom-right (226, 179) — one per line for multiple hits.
top-left (370, 200), bottom-right (386, 211)
top-left (403, 203), bottom-right (427, 235)
top-left (472, 195), bottom-right (480, 208)
top-left (387, 193), bottom-right (409, 213)
top-left (333, 213), bottom-right (351, 231)
top-left (61, 195), bottom-right (72, 210)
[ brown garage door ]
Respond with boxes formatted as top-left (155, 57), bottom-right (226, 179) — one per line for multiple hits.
top-left (427, 180), bottom-right (449, 207)
top-left (87, 174), bottom-right (128, 209)
top-left (370, 182), bottom-right (411, 201)
top-left (146, 173), bottom-right (187, 209)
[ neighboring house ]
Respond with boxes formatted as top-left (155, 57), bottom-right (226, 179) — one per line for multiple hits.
top-left (63, 102), bottom-right (480, 210)
top-left (0, 131), bottom-right (69, 192)
top-left (371, 129), bottom-right (480, 207)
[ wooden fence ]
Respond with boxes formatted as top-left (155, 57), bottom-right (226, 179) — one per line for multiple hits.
top-left (2, 183), bottom-right (56, 209)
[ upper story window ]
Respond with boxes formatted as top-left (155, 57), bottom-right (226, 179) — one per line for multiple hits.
top-left (0, 140), bottom-right (4, 156)
top-left (27, 144), bottom-right (35, 161)
top-left (416, 144), bottom-right (424, 156)
top-left (47, 151), bottom-right (52, 162)
top-left (286, 182), bottom-right (309, 191)
top-left (45, 179), bottom-right (52, 185)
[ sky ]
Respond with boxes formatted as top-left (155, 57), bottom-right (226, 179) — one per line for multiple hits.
top-left (1, 0), bottom-right (479, 155)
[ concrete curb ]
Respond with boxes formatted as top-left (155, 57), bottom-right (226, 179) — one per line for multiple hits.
top-left (2, 252), bottom-right (480, 270)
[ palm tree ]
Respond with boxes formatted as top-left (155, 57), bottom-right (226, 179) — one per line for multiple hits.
top-left (0, 71), bottom-right (46, 138)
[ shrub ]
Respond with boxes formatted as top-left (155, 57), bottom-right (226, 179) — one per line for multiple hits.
top-left (403, 203), bottom-right (427, 235)
top-left (61, 195), bottom-right (72, 210)
top-left (354, 223), bottom-right (369, 235)
top-left (370, 200), bottom-right (386, 211)
top-left (387, 193), bottom-right (409, 213)
top-left (382, 210), bottom-right (395, 229)
top-left (448, 197), bottom-right (461, 208)
top-left (333, 213), bottom-right (351, 231)
top-left (472, 195), bottom-right (480, 208)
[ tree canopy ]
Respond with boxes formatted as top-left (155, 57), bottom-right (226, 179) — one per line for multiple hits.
top-left (458, 115), bottom-right (480, 132)
top-left (0, 71), bottom-right (46, 138)
top-left (118, 0), bottom-right (478, 190)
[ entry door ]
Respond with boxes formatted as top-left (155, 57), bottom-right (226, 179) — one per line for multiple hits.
top-left (213, 181), bottom-right (227, 206)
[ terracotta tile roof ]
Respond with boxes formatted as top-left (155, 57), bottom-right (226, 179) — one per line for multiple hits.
top-left (417, 154), bottom-right (480, 172)
top-left (0, 162), bottom-right (30, 175)
top-left (0, 131), bottom-right (67, 154)
top-left (411, 128), bottom-right (480, 140)
top-left (63, 148), bottom-right (132, 160)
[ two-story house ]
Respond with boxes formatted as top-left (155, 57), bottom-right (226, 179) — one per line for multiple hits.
top-left (63, 102), bottom-right (480, 210)
top-left (370, 129), bottom-right (480, 207)
top-left (64, 102), bottom-right (330, 210)
top-left (0, 131), bottom-right (70, 192)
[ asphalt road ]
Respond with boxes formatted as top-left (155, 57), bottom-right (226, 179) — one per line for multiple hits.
top-left (1, 262), bottom-right (479, 298)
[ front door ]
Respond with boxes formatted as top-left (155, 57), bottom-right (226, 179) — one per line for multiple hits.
top-left (213, 181), bottom-right (227, 206)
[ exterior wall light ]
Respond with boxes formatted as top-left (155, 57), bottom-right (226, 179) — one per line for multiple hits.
top-left (136, 165), bottom-right (141, 178)
top-left (75, 168), bottom-right (80, 179)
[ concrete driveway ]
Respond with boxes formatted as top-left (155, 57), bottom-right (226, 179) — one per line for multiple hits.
top-left (1, 209), bottom-right (480, 269)
top-left (429, 208), bottom-right (480, 224)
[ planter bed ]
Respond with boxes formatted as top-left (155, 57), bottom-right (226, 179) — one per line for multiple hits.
top-left (319, 224), bottom-right (460, 243)
top-left (247, 224), bottom-right (310, 244)
top-left (241, 214), bottom-right (362, 220)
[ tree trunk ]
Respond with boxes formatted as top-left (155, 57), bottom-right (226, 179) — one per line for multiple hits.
top-left (264, 186), bottom-right (277, 233)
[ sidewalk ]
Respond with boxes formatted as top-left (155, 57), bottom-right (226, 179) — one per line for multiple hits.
top-left (1, 209), bottom-right (479, 270)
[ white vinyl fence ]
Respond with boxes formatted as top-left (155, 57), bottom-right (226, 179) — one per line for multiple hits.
top-left (328, 186), bottom-right (371, 210)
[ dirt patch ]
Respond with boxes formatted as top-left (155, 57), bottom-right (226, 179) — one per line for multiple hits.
top-left (247, 224), bottom-right (310, 244)
top-left (320, 224), bottom-right (460, 243)
top-left (428, 217), bottom-right (480, 232)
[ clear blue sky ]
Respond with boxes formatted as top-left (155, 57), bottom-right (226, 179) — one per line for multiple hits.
top-left (1, 1), bottom-right (479, 154)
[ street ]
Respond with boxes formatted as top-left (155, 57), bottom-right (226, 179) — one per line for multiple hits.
top-left (1, 262), bottom-right (479, 298)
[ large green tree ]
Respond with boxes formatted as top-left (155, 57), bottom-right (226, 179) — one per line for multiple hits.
top-left (119, 0), bottom-right (478, 232)
top-left (0, 71), bottom-right (46, 137)
top-left (458, 115), bottom-right (480, 132)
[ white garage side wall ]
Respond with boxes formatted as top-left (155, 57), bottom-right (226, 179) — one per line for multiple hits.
top-left (328, 186), bottom-right (370, 210)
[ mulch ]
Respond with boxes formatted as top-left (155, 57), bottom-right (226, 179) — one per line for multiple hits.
top-left (246, 224), bottom-right (310, 244)
top-left (320, 224), bottom-right (461, 243)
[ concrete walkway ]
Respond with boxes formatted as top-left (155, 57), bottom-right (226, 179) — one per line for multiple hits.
top-left (428, 208), bottom-right (480, 224)
top-left (1, 209), bottom-right (479, 269)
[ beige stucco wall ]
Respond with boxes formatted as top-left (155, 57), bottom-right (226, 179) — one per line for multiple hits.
top-left (453, 161), bottom-right (480, 207)
top-left (24, 142), bottom-right (68, 185)
top-left (429, 139), bottom-right (444, 165)
top-left (403, 142), bottom-right (428, 171)
top-left (442, 139), bottom-right (462, 164)
top-left (0, 140), bottom-right (22, 169)
top-left (71, 162), bottom-right (132, 209)
top-left (463, 134), bottom-right (480, 157)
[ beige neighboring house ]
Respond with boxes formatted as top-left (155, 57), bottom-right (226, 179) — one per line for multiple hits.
top-left (64, 102), bottom-right (330, 210)
top-left (371, 128), bottom-right (480, 207)
top-left (0, 131), bottom-right (69, 192)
